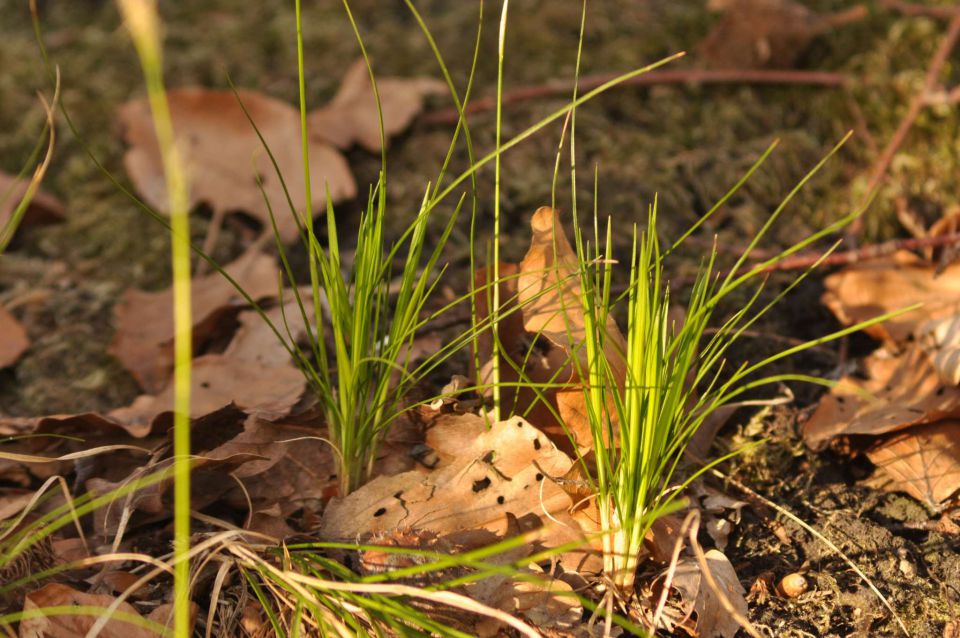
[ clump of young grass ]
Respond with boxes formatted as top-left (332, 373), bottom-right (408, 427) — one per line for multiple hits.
top-left (252, 0), bottom-right (473, 498)
top-left (268, 0), bottom-right (678, 496)
top-left (561, 137), bottom-right (912, 596)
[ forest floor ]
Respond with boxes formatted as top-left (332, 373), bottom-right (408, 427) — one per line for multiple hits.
top-left (2, 1), bottom-right (960, 636)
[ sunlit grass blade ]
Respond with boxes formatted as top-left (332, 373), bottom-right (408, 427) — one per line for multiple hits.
top-left (114, 2), bottom-right (192, 635)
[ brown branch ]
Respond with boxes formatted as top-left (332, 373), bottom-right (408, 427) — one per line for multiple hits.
top-left (422, 69), bottom-right (849, 126)
top-left (760, 232), bottom-right (960, 272)
top-left (849, 7), bottom-right (960, 236)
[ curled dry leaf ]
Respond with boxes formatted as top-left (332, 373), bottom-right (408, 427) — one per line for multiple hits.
top-left (0, 305), bottom-right (29, 368)
top-left (495, 575), bottom-right (581, 633)
top-left (518, 208), bottom-right (627, 452)
top-left (118, 88), bottom-right (355, 242)
top-left (803, 346), bottom-right (960, 451)
top-left (222, 291), bottom-right (317, 368)
top-left (85, 452), bottom-right (260, 538)
top-left (320, 415), bottom-right (575, 540)
top-left (19, 582), bottom-right (196, 638)
top-left (668, 550), bottom-right (749, 638)
top-left (917, 315), bottom-right (960, 385)
top-left (821, 251), bottom-right (960, 344)
top-left (0, 170), bottom-right (64, 237)
top-left (473, 262), bottom-right (577, 451)
top-left (865, 421), bottom-right (960, 510)
top-left (308, 59), bottom-right (446, 152)
top-left (473, 208), bottom-right (627, 454)
top-left (699, 0), bottom-right (834, 70)
top-left (518, 207), bottom-right (627, 384)
top-left (110, 248), bottom-right (280, 393)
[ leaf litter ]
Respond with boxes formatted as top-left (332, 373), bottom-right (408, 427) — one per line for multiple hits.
top-left (2, 16), bottom-right (918, 633)
top-left (806, 248), bottom-right (960, 510)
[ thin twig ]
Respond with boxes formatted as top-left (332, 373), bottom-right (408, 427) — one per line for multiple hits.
top-left (759, 232), bottom-right (960, 272)
top-left (423, 69), bottom-right (849, 125)
top-left (849, 7), bottom-right (960, 236)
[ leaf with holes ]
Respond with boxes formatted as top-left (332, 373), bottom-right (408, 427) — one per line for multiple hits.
top-left (319, 415), bottom-right (575, 540)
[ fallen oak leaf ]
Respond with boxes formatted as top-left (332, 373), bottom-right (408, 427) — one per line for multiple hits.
top-left (110, 248), bottom-right (280, 393)
top-left (84, 452), bottom-right (262, 538)
top-left (118, 87), bottom-right (355, 243)
top-left (821, 250), bottom-right (960, 345)
top-left (473, 208), bottom-right (628, 455)
top-left (665, 550), bottom-right (750, 638)
top-left (473, 262), bottom-right (575, 450)
top-left (308, 59), bottom-right (446, 152)
top-left (111, 354), bottom-right (306, 425)
top-left (0, 305), bottom-right (29, 368)
top-left (320, 415), bottom-right (574, 540)
top-left (865, 420), bottom-right (960, 511)
top-left (517, 207), bottom-right (627, 385)
top-left (803, 345), bottom-right (960, 451)
top-left (18, 582), bottom-right (194, 638)
top-left (203, 416), bottom-right (337, 518)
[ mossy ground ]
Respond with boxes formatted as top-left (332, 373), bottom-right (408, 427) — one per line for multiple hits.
top-left (1, 0), bottom-right (958, 634)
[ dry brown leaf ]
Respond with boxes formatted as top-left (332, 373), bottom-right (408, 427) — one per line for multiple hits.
top-left (204, 416), bottom-right (336, 518)
top-left (472, 208), bottom-right (628, 454)
top-left (645, 513), bottom-right (686, 564)
top-left (18, 582), bottom-right (191, 637)
top-left (0, 170), bottom-right (64, 238)
top-left (803, 346), bottom-right (960, 451)
top-left (111, 354), bottom-right (306, 424)
top-left (671, 550), bottom-right (749, 638)
top-left (0, 305), bottom-right (29, 368)
top-left (320, 415), bottom-right (574, 540)
top-left (118, 88), bottom-right (355, 242)
top-left (85, 452), bottom-right (259, 537)
top-left (866, 421), bottom-right (960, 510)
top-left (517, 207), bottom-right (627, 385)
top-left (308, 59), bottom-right (445, 152)
top-left (821, 251), bottom-right (960, 344)
top-left (917, 315), bottom-right (960, 385)
top-left (699, 0), bottom-right (825, 70)
top-left (473, 262), bottom-right (574, 451)
top-left (110, 249), bottom-right (280, 392)
top-left (222, 291), bottom-right (317, 368)
top-left (496, 574), bottom-right (581, 632)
